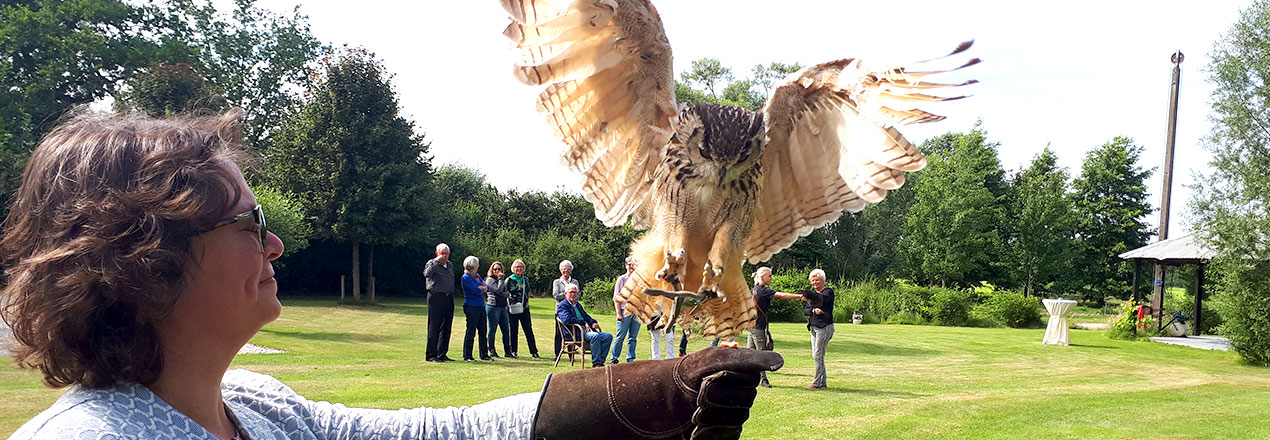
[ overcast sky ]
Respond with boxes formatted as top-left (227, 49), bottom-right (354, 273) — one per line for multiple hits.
top-left (245, 0), bottom-right (1252, 236)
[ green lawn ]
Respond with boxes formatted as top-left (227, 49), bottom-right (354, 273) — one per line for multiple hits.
top-left (4, 297), bottom-right (1268, 439)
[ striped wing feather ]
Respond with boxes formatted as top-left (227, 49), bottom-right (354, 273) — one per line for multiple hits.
top-left (745, 42), bottom-right (978, 264)
top-left (500, 0), bottom-right (676, 227)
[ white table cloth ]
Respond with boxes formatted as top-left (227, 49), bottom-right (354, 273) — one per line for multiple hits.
top-left (1042, 299), bottom-right (1077, 345)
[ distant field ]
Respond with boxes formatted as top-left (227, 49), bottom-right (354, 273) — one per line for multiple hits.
top-left (4, 297), bottom-right (1267, 439)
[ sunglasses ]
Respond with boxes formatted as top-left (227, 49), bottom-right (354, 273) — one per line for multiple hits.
top-left (206, 204), bottom-right (267, 251)
top-left (493, 267), bottom-right (504, 271)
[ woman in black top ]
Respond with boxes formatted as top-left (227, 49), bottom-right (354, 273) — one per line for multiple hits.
top-left (805, 268), bottom-right (835, 389)
top-left (748, 267), bottom-right (805, 388)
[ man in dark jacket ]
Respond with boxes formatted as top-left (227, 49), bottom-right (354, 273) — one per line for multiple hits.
top-left (424, 243), bottom-right (457, 362)
top-left (556, 284), bottom-right (613, 367)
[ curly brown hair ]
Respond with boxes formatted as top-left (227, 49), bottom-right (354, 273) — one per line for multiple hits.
top-left (0, 110), bottom-right (249, 389)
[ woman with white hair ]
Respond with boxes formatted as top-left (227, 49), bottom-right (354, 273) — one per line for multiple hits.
top-left (804, 268), bottom-right (835, 390)
top-left (461, 255), bottom-right (491, 361)
top-left (748, 267), bottom-right (805, 388)
top-left (551, 259), bottom-right (580, 357)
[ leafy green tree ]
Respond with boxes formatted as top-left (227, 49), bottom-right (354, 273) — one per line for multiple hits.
top-left (115, 62), bottom-right (227, 116)
top-left (145, 0), bottom-right (325, 149)
top-left (1004, 148), bottom-right (1078, 296)
top-left (898, 125), bottom-right (1006, 286)
top-left (0, 0), bottom-right (164, 206)
top-left (681, 58), bottom-right (733, 97)
top-left (1070, 137), bottom-right (1153, 304)
top-left (751, 62), bottom-right (802, 96)
top-left (266, 47), bottom-right (433, 302)
top-left (1192, 0), bottom-right (1270, 365)
top-left (253, 184), bottom-right (311, 258)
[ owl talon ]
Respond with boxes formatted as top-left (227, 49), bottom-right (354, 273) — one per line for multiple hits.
top-left (701, 261), bottom-right (724, 295)
top-left (656, 248), bottom-right (687, 289)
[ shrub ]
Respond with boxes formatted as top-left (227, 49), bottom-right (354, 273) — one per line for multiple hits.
top-left (1107, 300), bottom-right (1154, 340)
top-left (886, 310), bottom-right (928, 325)
top-left (927, 287), bottom-right (975, 327)
top-left (1212, 259), bottom-right (1270, 366)
top-left (580, 278), bottom-right (615, 313)
top-left (971, 290), bottom-right (1043, 328)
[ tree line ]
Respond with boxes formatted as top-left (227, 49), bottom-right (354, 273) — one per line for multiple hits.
top-left (4, 0), bottom-right (1268, 367)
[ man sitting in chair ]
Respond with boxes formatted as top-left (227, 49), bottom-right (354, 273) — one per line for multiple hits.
top-left (556, 284), bottom-right (613, 367)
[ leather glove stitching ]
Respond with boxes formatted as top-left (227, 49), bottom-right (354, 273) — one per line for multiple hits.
top-left (671, 356), bottom-right (701, 399)
top-left (606, 365), bottom-right (692, 438)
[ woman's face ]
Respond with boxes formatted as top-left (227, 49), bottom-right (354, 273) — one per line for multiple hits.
top-left (491, 263), bottom-right (504, 277)
top-left (170, 163), bottom-right (285, 344)
top-left (760, 272), bottom-right (772, 285)
top-left (512, 261), bottom-right (525, 275)
top-left (560, 264), bottom-right (572, 278)
top-left (810, 274), bottom-right (826, 291)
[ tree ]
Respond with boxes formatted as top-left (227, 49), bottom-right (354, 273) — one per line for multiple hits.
top-left (751, 62), bottom-right (802, 96)
top-left (115, 62), bottom-right (227, 116)
top-left (898, 125), bottom-right (1007, 286)
top-left (1004, 148), bottom-right (1078, 296)
top-left (1192, 0), bottom-right (1270, 365)
top-left (680, 58), bottom-right (733, 97)
top-left (0, 0), bottom-right (165, 207)
top-left (145, 0), bottom-right (325, 149)
top-left (266, 47), bottom-right (433, 302)
top-left (1070, 137), bottom-right (1153, 304)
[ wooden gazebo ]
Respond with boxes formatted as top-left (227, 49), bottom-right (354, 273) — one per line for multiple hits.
top-left (1118, 233), bottom-right (1216, 334)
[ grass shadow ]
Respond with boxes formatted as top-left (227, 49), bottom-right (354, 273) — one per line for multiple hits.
top-left (259, 328), bottom-right (397, 343)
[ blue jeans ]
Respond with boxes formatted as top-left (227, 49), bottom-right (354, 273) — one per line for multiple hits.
top-left (610, 315), bottom-right (641, 362)
top-left (486, 305), bottom-right (511, 356)
top-left (586, 331), bottom-right (613, 366)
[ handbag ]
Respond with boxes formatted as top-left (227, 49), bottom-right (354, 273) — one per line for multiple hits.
top-left (509, 302), bottom-right (525, 314)
top-left (764, 328), bottom-right (774, 351)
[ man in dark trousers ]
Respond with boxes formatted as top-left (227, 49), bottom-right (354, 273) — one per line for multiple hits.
top-left (424, 243), bottom-right (457, 362)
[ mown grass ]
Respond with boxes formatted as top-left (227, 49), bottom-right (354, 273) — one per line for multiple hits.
top-left (4, 297), bottom-right (1268, 439)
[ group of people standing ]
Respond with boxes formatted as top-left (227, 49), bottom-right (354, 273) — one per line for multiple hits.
top-left (423, 243), bottom-right (837, 389)
top-left (423, 244), bottom-right (538, 362)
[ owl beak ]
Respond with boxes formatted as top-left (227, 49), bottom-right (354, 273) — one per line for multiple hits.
top-left (717, 167), bottom-right (728, 187)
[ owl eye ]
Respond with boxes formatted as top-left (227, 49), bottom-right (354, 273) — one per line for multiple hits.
top-left (698, 145), bottom-right (712, 160)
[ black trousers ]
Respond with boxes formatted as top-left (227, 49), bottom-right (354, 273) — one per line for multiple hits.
top-left (463, 304), bottom-right (488, 360)
top-left (509, 309), bottom-right (539, 356)
top-left (425, 294), bottom-right (454, 360)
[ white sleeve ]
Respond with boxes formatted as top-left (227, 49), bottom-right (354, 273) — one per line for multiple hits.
top-left (222, 370), bottom-right (540, 440)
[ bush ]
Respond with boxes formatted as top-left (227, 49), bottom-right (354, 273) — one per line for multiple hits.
top-left (927, 287), bottom-right (975, 327)
top-left (971, 290), bottom-right (1043, 328)
top-left (1212, 259), bottom-right (1270, 366)
top-left (1107, 300), bottom-right (1154, 340)
top-left (767, 268), bottom-right (812, 322)
top-left (886, 310), bottom-right (928, 325)
top-left (580, 277), bottom-right (615, 313)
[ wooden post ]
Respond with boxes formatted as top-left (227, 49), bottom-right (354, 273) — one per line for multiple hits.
top-left (1132, 259), bottom-right (1141, 304)
top-left (1194, 263), bottom-right (1205, 335)
top-left (1152, 264), bottom-right (1165, 330)
top-left (340, 275), bottom-right (346, 301)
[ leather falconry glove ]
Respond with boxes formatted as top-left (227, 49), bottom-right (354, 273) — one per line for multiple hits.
top-left (533, 347), bottom-right (784, 440)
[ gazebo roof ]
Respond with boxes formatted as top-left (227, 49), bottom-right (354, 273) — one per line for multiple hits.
top-left (1119, 232), bottom-right (1216, 265)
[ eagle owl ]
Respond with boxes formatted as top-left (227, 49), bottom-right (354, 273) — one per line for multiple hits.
top-left (498, 0), bottom-right (977, 339)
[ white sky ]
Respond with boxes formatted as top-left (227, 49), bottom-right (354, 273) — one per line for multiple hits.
top-left (247, 0), bottom-right (1252, 236)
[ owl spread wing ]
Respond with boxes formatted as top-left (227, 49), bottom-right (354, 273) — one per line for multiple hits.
top-left (744, 42), bottom-right (979, 264)
top-left (499, 0), bottom-right (677, 228)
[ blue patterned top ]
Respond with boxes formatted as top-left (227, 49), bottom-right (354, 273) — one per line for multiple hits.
top-left (11, 369), bottom-right (539, 439)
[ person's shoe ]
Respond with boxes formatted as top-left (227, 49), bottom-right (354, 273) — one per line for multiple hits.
top-left (592, 362), bottom-right (604, 368)
top-left (760, 382), bottom-right (772, 388)
top-left (426, 357), bottom-right (438, 362)
top-left (464, 358), bottom-right (476, 362)
top-left (609, 359), bottom-right (619, 365)
top-left (438, 356), bottom-right (455, 362)
top-left (489, 352), bottom-right (501, 359)
top-left (481, 357), bottom-right (494, 361)
top-left (804, 385), bottom-right (825, 390)
top-left (532, 354), bottom-right (542, 359)
top-left (678, 351), bottom-right (687, 357)
top-left (509, 352), bottom-right (519, 359)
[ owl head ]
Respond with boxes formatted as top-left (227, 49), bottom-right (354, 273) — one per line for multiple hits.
top-left (672, 104), bottom-right (765, 185)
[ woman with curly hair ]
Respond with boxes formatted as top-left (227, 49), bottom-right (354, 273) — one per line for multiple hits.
top-left (2, 111), bottom-right (779, 440)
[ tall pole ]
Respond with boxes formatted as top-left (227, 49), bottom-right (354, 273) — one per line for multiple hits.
top-left (1152, 50), bottom-right (1183, 327)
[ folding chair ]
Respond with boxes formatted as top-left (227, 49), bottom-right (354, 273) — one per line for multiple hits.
top-left (554, 318), bottom-right (591, 368)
